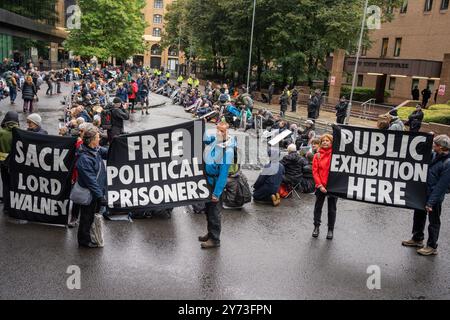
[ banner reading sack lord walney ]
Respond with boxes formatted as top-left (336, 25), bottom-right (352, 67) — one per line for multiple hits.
top-left (9, 129), bottom-right (77, 225)
top-left (106, 120), bottom-right (210, 211)
top-left (327, 125), bottom-right (433, 210)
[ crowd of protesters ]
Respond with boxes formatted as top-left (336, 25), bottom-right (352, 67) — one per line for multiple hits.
top-left (1, 57), bottom-right (449, 257)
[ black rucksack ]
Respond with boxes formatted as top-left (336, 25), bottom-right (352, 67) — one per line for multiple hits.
top-left (101, 106), bottom-right (113, 130)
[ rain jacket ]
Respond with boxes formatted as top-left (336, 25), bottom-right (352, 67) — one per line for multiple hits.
top-left (204, 134), bottom-right (235, 198)
top-left (426, 152), bottom-right (450, 207)
top-left (312, 147), bottom-right (332, 188)
top-left (0, 122), bottom-right (19, 161)
top-left (76, 144), bottom-right (108, 199)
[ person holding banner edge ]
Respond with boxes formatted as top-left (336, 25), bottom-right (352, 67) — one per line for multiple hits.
top-left (312, 134), bottom-right (338, 240)
top-left (76, 126), bottom-right (108, 248)
top-left (402, 135), bottom-right (450, 256)
top-left (201, 121), bottom-right (234, 249)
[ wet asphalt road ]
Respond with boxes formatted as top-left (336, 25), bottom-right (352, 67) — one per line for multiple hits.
top-left (1, 84), bottom-right (450, 300)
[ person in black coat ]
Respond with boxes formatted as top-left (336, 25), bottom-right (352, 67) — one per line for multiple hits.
top-left (21, 76), bottom-right (37, 113)
top-left (280, 144), bottom-right (308, 186)
top-left (421, 86), bottom-right (432, 107)
top-left (335, 96), bottom-right (348, 124)
top-left (406, 104), bottom-right (424, 132)
top-left (307, 90), bottom-right (322, 119)
top-left (108, 97), bottom-right (129, 143)
top-left (279, 93), bottom-right (288, 117)
top-left (291, 88), bottom-right (298, 112)
top-left (253, 161), bottom-right (285, 206)
top-left (411, 86), bottom-right (420, 101)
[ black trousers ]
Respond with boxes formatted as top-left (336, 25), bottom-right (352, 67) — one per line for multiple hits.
top-left (307, 110), bottom-right (316, 119)
top-left (1, 165), bottom-right (10, 212)
top-left (313, 190), bottom-right (337, 229)
top-left (205, 201), bottom-right (221, 242)
top-left (412, 204), bottom-right (442, 249)
top-left (78, 199), bottom-right (97, 246)
top-left (336, 116), bottom-right (346, 124)
top-left (291, 100), bottom-right (297, 112)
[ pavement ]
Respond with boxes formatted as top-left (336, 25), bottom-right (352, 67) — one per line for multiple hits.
top-left (1, 84), bottom-right (450, 300)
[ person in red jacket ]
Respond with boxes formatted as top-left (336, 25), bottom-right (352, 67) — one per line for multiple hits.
top-left (312, 133), bottom-right (337, 240)
top-left (128, 79), bottom-right (138, 113)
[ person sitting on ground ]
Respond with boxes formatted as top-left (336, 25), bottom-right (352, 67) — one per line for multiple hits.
top-left (26, 113), bottom-right (48, 135)
top-left (388, 114), bottom-right (405, 131)
top-left (253, 150), bottom-right (285, 207)
top-left (296, 120), bottom-right (316, 150)
top-left (280, 144), bottom-right (308, 187)
top-left (299, 152), bottom-right (316, 194)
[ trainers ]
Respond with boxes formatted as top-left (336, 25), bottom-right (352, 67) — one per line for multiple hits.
top-left (402, 239), bottom-right (424, 248)
top-left (417, 247), bottom-right (438, 256)
top-left (201, 239), bottom-right (220, 249)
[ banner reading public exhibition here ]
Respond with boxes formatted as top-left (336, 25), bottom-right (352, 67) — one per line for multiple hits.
top-left (327, 125), bottom-right (433, 210)
top-left (9, 129), bottom-right (77, 225)
top-left (106, 120), bottom-right (210, 210)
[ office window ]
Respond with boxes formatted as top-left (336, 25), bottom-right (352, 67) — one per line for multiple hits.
top-left (441, 0), bottom-right (449, 10)
top-left (424, 0), bottom-right (433, 12)
top-left (357, 74), bottom-right (364, 87)
top-left (152, 28), bottom-right (161, 37)
top-left (153, 14), bottom-right (162, 24)
top-left (381, 38), bottom-right (389, 57)
top-left (388, 77), bottom-right (396, 91)
top-left (154, 0), bottom-right (163, 9)
top-left (394, 38), bottom-right (402, 57)
top-left (400, 0), bottom-right (408, 13)
top-left (361, 45), bottom-right (368, 56)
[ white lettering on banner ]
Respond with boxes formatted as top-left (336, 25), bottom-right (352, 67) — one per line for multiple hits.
top-left (347, 176), bottom-right (406, 205)
top-left (338, 130), bottom-right (424, 160)
top-left (17, 173), bottom-right (61, 195)
top-left (15, 142), bottom-right (69, 172)
top-left (10, 192), bottom-right (69, 216)
top-left (107, 180), bottom-right (210, 208)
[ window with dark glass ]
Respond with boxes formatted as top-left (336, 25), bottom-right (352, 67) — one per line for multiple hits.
top-left (424, 0), bottom-right (433, 12)
top-left (153, 14), bottom-right (162, 24)
top-left (381, 38), bottom-right (389, 57)
top-left (441, 0), bottom-right (449, 10)
top-left (151, 44), bottom-right (162, 55)
top-left (152, 28), bottom-right (161, 37)
top-left (357, 75), bottom-right (364, 87)
top-left (394, 38), bottom-right (402, 57)
top-left (388, 77), bottom-right (396, 91)
top-left (154, 0), bottom-right (163, 9)
top-left (361, 45), bottom-right (368, 56)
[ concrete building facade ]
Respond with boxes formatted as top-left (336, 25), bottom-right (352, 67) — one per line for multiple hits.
top-left (328, 0), bottom-right (450, 106)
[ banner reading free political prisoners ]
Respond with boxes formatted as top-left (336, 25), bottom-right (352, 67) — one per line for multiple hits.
top-left (106, 120), bottom-right (210, 211)
top-left (8, 129), bottom-right (77, 225)
top-left (327, 125), bottom-right (433, 210)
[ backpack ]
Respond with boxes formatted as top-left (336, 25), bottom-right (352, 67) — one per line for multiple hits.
top-left (101, 106), bottom-right (113, 130)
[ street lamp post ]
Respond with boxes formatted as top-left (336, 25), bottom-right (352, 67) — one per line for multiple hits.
top-left (346, 0), bottom-right (369, 125)
top-left (246, 0), bottom-right (257, 93)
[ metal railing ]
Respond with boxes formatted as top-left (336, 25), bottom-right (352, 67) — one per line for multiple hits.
top-left (361, 98), bottom-right (376, 119)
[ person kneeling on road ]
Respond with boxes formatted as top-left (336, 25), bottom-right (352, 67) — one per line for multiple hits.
top-left (253, 150), bottom-right (284, 207)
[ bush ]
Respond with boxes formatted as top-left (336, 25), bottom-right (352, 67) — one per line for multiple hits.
top-left (340, 86), bottom-right (390, 102)
top-left (260, 70), bottom-right (284, 90)
top-left (398, 104), bottom-right (450, 125)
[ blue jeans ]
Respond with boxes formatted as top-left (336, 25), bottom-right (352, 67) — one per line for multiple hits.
top-left (9, 86), bottom-right (17, 102)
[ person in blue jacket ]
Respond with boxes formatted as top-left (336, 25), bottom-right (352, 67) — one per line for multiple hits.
top-left (402, 134), bottom-right (450, 256)
top-left (115, 82), bottom-right (128, 103)
top-left (76, 125), bottom-right (108, 248)
top-left (200, 121), bottom-right (234, 249)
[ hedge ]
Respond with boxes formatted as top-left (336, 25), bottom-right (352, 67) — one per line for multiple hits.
top-left (398, 104), bottom-right (450, 125)
top-left (340, 86), bottom-right (390, 102)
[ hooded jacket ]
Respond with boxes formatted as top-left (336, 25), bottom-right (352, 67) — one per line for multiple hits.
top-left (312, 147), bottom-right (332, 189)
top-left (204, 134), bottom-right (235, 198)
top-left (0, 120), bottom-right (19, 162)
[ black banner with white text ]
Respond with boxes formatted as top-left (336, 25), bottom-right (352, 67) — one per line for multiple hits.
top-left (106, 120), bottom-right (210, 211)
top-left (9, 129), bottom-right (77, 225)
top-left (327, 125), bottom-right (433, 210)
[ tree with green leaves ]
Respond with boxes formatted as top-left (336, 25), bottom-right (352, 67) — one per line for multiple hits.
top-left (162, 0), bottom-right (402, 87)
top-left (64, 0), bottom-right (147, 61)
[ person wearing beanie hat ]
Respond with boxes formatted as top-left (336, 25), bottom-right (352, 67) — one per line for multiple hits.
top-left (107, 95), bottom-right (129, 144)
top-left (26, 113), bottom-right (48, 135)
top-left (0, 111), bottom-right (20, 212)
top-left (402, 134), bottom-right (450, 256)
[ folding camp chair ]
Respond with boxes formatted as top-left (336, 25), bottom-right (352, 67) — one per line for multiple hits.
top-left (286, 181), bottom-right (302, 199)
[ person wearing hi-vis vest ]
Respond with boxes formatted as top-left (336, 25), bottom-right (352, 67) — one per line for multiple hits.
top-left (187, 76), bottom-right (194, 88)
top-left (165, 71), bottom-right (171, 80)
top-left (177, 75), bottom-right (184, 87)
top-left (200, 121), bottom-right (234, 249)
top-left (193, 77), bottom-right (200, 88)
top-left (0, 111), bottom-right (19, 214)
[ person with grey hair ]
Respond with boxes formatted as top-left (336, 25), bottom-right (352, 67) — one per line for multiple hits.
top-left (76, 125), bottom-right (108, 248)
top-left (402, 134), bottom-right (450, 256)
top-left (26, 113), bottom-right (48, 135)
